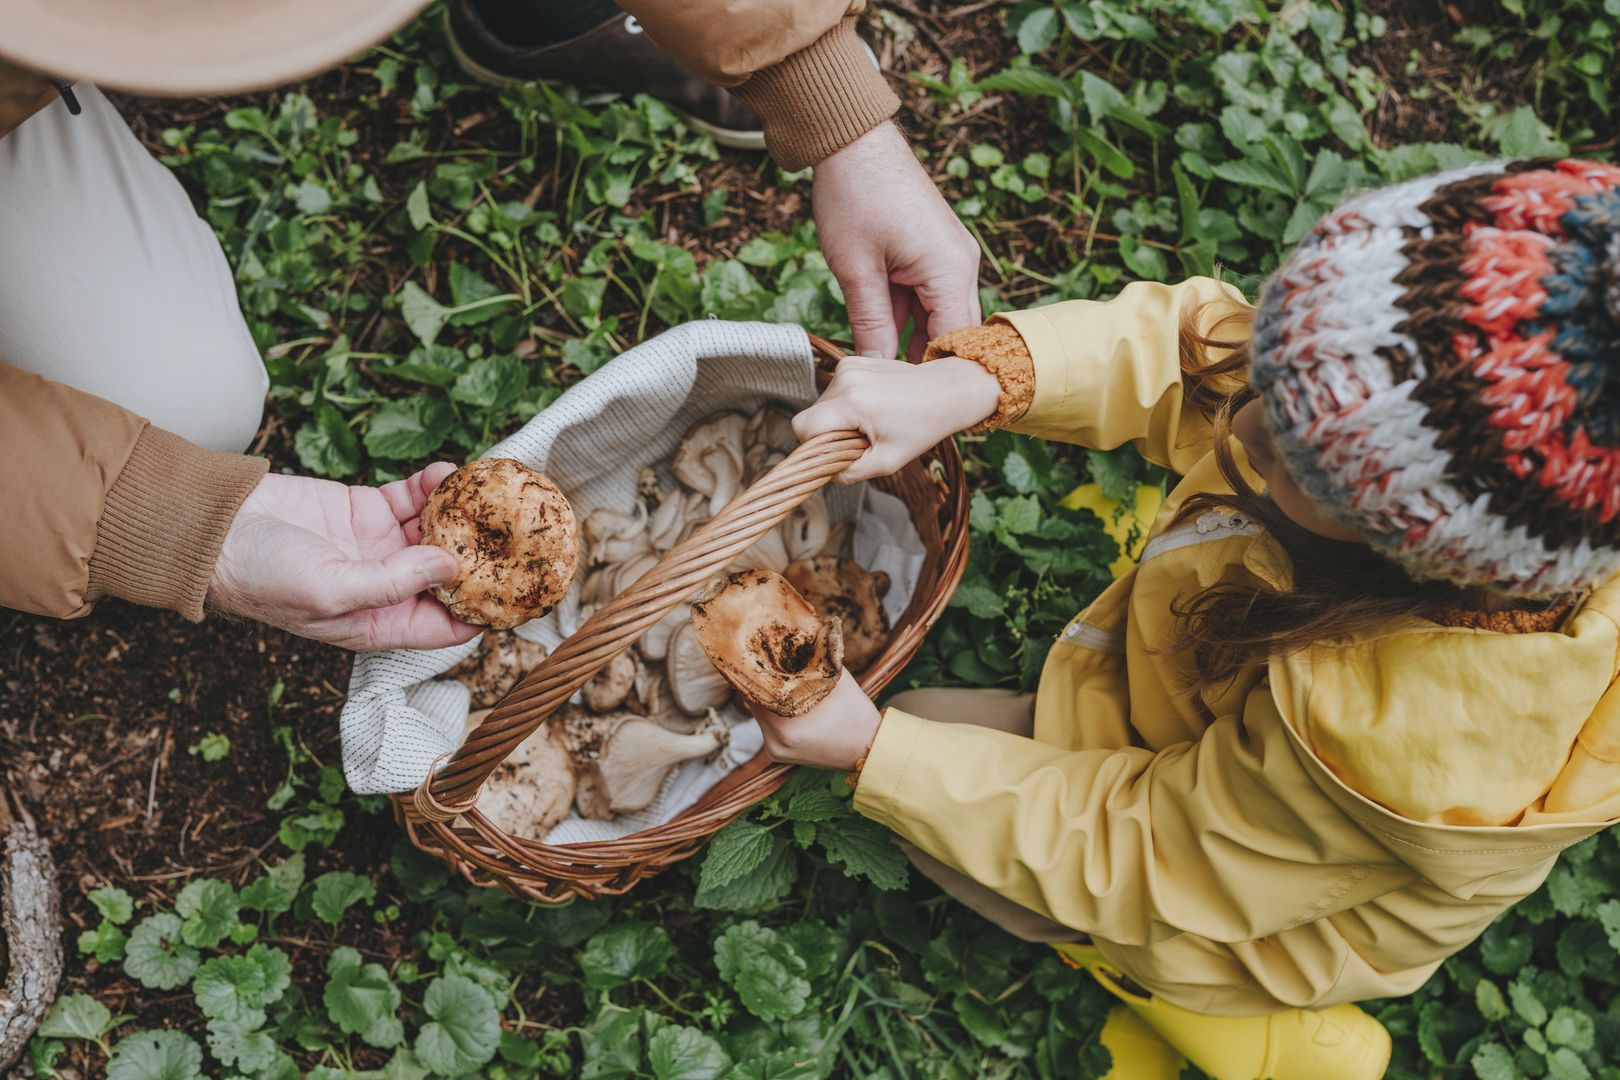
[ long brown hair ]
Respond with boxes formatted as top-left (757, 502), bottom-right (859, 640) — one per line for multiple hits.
top-left (1169, 305), bottom-right (1475, 691)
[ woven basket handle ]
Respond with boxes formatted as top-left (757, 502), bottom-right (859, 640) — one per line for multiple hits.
top-left (413, 428), bottom-right (869, 820)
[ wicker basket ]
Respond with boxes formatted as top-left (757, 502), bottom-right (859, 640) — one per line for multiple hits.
top-left (394, 336), bottom-right (969, 902)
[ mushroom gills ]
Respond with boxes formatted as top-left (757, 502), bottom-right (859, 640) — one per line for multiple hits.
top-left (573, 713), bottom-right (728, 820)
top-left (689, 570), bottom-right (844, 718)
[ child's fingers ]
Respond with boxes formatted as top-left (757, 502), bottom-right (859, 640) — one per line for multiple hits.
top-left (793, 397), bottom-right (859, 443)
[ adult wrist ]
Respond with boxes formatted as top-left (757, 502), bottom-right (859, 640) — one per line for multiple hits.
top-left (729, 15), bottom-right (900, 173)
top-left (86, 427), bottom-right (268, 621)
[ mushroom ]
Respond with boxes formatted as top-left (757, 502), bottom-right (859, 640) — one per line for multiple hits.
top-left (420, 458), bottom-right (580, 630)
top-left (780, 493), bottom-right (830, 561)
top-left (582, 551), bottom-right (659, 607)
top-left (666, 619), bottom-right (733, 715)
top-left (689, 570), bottom-right (844, 717)
top-left (638, 603), bottom-right (690, 662)
top-left (649, 490), bottom-right (707, 553)
top-left (583, 506), bottom-right (652, 566)
top-left (673, 412), bottom-right (749, 516)
top-left (784, 556), bottom-right (892, 672)
top-left (582, 651), bottom-right (636, 712)
top-left (730, 528), bottom-right (791, 574)
top-left (444, 632), bottom-right (549, 710)
top-left (565, 709), bottom-right (728, 820)
top-left (745, 404), bottom-right (799, 454)
top-left (474, 725), bottom-right (576, 837)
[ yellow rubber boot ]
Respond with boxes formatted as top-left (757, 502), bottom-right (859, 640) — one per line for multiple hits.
top-left (1097, 1005), bottom-right (1187, 1079)
top-left (1054, 943), bottom-right (1391, 1080)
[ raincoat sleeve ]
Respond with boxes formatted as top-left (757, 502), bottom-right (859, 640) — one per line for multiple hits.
top-left (994, 277), bottom-right (1252, 476)
top-left (852, 690), bottom-right (1412, 946)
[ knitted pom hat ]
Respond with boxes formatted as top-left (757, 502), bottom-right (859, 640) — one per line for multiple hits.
top-left (1250, 159), bottom-right (1620, 599)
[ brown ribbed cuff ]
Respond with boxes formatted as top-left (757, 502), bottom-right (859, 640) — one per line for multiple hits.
top-left (924, 323), bottom-right (1036, 431)
top-left (86, 427), bottom-right (269, 622)
top-left (728, 16), bottom-right (900, 172)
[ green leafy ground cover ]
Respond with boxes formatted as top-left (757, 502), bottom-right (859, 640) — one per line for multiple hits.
top-left (35, 2), bottom-right (1620, 1077)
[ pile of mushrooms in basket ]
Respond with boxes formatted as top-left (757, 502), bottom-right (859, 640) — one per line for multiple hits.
top-left (418, 405), bottom-right (893, 839)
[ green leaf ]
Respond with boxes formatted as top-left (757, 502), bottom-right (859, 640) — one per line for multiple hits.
top-left (700, 820), bottom-right (777, 893)
top-left (451, 354), bottom-right (527, 410)
top-left (978, 67), bottom-right (1071, 99)
top-left (293, 181), bottom-right (332, 214)
top-left (294, 405), bottom-right (361, 479)
top-left (406, 181), bottom-right (434, 230)
top-left (239, 854), bottom-right (306, 917)
top-left (89, 886), bottom-right (136, 926)
top-left (175, 879), bottom-right (240, 948)
top-left (1470, 1042), bottom-right (1521, 1080)
top-left (192, 956), bottom-right (269, 1023)
top-left (648, 1024), bottom-right (732, 1080)
top-left (123, 913), bottom-right (200, 990)
top-left (187, 733), bottom-right (230, 761)
top-left (363, 397), bottom-right (453, 460)
top-left (714, 921), bottom-right (811, 1021)
top-left (206, 1016), bottom-right (278, 1073)
top-left (106, 1029), bottom-right (205, 1080)
top-left (78, 922), bottom-right (128, 963)
top-left (1210, 157), bottom-right (1297, 196)
top-left (581, 923), bottom-right (674, 989)
top-left (818, 816), bottom-right (909, 890)
top-left (311, 871), bottom-right (377, 925)
top-left (997, 495), bottom-right (1042, 536)
top-left (1484, 105), bottom-right (1569, 158)
top-left (400, 281), bottom-right (453, 346)
top-left (414, 975), bottom-right (502, 1077)
top-left (1509, 978), bottom-right (1548, 1027)
top-left (694, 836), bottom-right (797, 911)
top-left (580, 1008), bottom-right (643, 1080)
top-left (324, 946), bottom-right (403, 1047)
top-left (784, 788), bottom-right (849, 823)
top-left (1546, 1047), bottom-right (1592, 1080)
top-left (950, 581), bottom-right (1006, 619)
top-left (1016, 6), bottom-right (1060, 53)
top-left (39, 994), bottom-right (123, 1043)
top-left (1475, 979), bottom-right (1510, 1021)
top-left (1546, 1006), bottom-right (1596, 1052)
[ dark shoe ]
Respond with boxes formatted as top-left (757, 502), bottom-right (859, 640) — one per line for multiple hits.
top-left (446, 2), bottom-right (766, 151)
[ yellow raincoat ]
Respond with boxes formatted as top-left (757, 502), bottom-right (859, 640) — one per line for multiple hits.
top-left (853, 278), bottom-right (1620, 1015)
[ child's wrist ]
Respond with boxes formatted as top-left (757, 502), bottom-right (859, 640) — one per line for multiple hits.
top-left (929, 356), bottom-right (1003, 432)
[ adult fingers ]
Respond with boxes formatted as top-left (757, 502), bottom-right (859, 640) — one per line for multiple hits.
top-left (841, 260), bottom-right (900, 360)
top-left (914, 242), bottom-right (983, 342)
top-left (324, 544), bottom-right (458, 616)
top-left (380, 461), bottom-right (457, 524)
top-left (353, 597), bottom-right (482, 652)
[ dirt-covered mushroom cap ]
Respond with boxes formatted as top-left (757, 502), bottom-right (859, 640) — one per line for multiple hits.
top-left (689, 570), bottom-right (843, 717)
top-left (783, 556), bottom-right (891, 672)
top-left (421, 458), bottom-right (580, 630)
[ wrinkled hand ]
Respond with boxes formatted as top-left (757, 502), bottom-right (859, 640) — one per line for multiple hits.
top-left (208, 463), bottom-right (480, 652)
top-left (813, 121), bottom-right (982, 360)
top-left (793, 354), bottom-right (1000, 483)
top-left (749, 669), bottom-right (882, 772)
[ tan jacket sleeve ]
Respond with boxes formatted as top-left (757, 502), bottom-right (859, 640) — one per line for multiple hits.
top-left (613, 2), bottom-right (898, 170)
top-left (853, 689), bottom-right (1416, 946)
top-left (987, 278), bottom-right (1252, 476)
top-left (0, 361), bottom-right (267, 620)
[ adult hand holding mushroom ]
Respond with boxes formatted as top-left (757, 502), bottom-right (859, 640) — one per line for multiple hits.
top-left (208, 463), bottom-right (482, 652)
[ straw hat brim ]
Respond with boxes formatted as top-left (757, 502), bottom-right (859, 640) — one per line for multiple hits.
top-left (0, 0), bottom-right (432, 96)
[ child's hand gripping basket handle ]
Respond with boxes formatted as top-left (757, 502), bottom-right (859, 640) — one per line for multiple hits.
top-left (409, 429), bottom-right (871, 822)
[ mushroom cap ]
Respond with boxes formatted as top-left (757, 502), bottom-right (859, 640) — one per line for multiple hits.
top-left (783, 556), bottom-right (892, 672)
top-left (582, 651), bottom-right (637, 713)
top-left (421, 458), bottom-right (580, 630)
top-left (475, 726), bottom-right (576, 838)
top-left (689, 569), bottom-right (844, 717)
top-left (575, 715), bottom-right (725, 820)
top-left (666, 619), bottom-right (733, 715)
top-left (444, 632), bottom-right (549, 710)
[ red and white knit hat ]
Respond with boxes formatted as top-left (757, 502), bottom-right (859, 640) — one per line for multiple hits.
top-left (1251, 159), bottom-right (1620, 598)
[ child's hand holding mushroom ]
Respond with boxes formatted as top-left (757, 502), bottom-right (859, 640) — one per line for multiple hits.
top-left (746, 669), bottom-right (881, 773)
